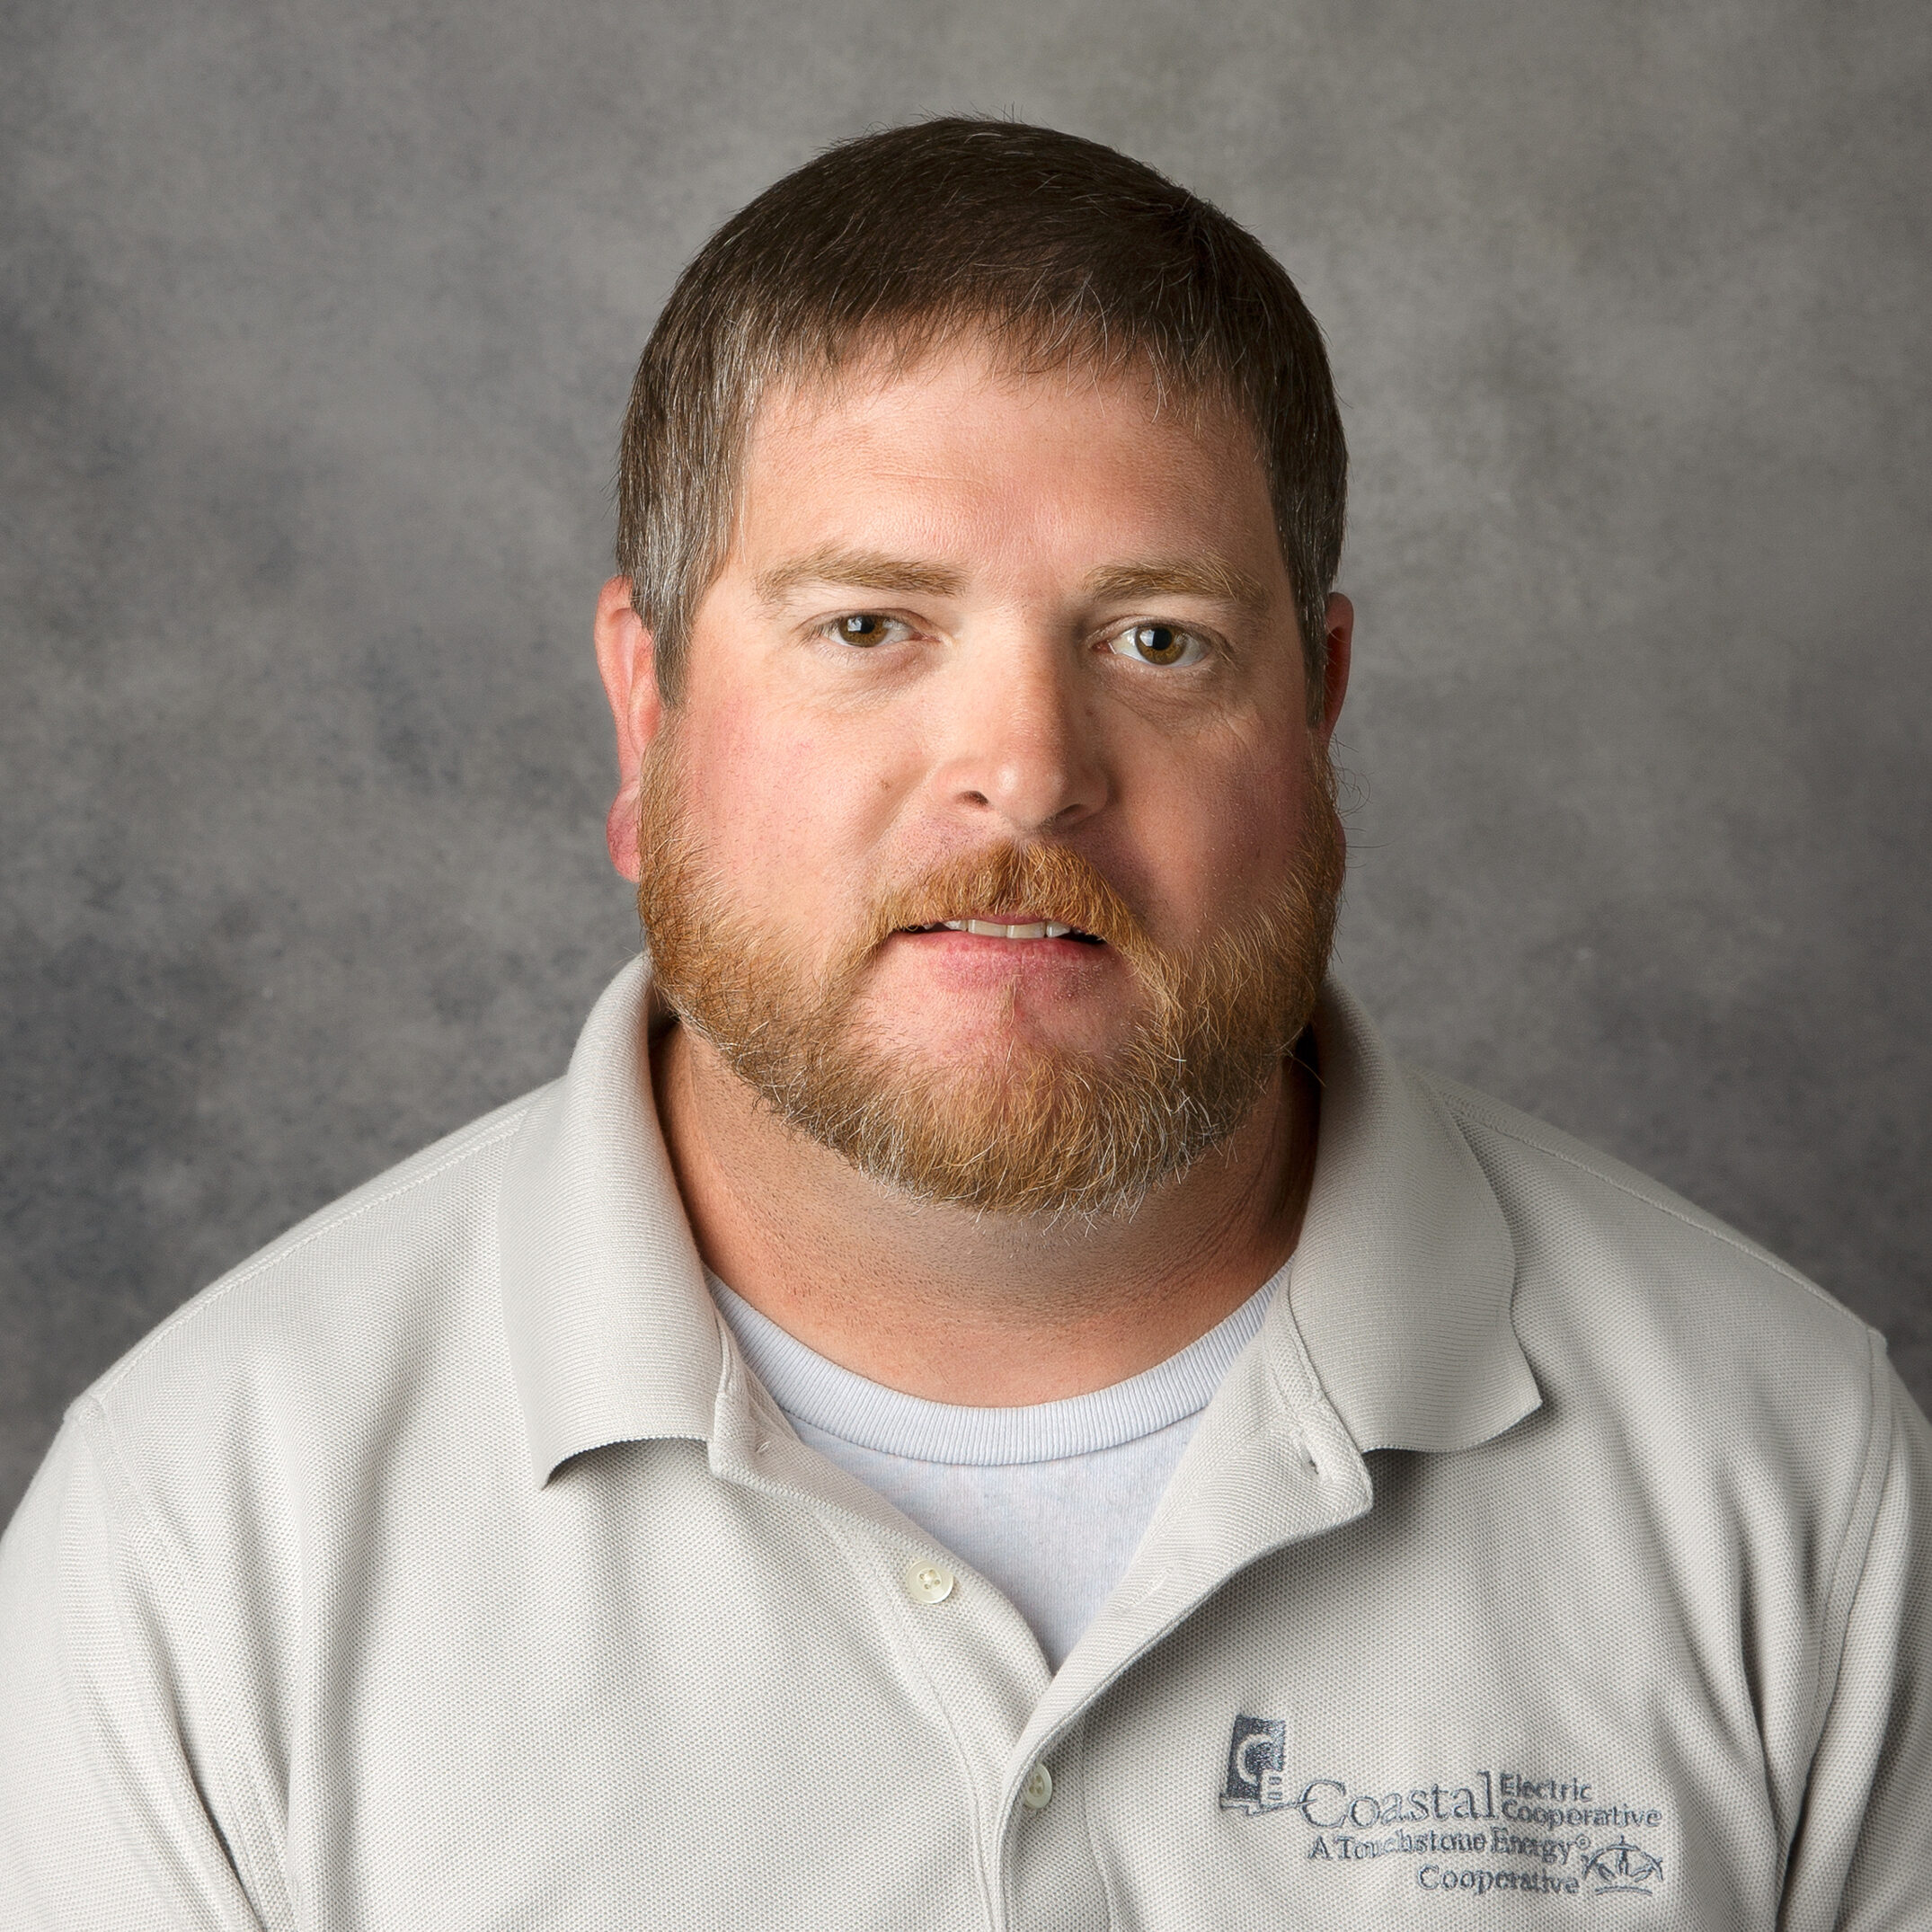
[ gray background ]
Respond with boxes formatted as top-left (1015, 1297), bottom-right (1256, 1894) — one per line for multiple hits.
top-left (4, 0), bottom-right (1928, 1522)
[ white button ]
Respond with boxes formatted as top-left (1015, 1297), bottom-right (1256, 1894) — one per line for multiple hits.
top-left (1021, 1763), bottom-right (1053, 1810)
top-left (904, 1559), bottom-right (956, 1605)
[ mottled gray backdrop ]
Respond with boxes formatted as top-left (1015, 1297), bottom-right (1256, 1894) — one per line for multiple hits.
top-left (4, 0), bottom-right (1928, 1519)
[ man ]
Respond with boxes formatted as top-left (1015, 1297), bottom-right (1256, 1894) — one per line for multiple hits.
top-left (2, 119), bottom-right (1926, 1929)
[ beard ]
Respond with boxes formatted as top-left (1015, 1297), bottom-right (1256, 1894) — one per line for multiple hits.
top-left (635, 731), bottom-right (1344, 1220)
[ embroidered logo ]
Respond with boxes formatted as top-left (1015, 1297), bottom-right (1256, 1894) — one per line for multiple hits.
top-left (1582, 1838), bottom-right (1664, 1896)
top-left (1219, 1715), bottom-right (1289, 1814)
top-left (1214, 1736), bottom-right (1674, 1904)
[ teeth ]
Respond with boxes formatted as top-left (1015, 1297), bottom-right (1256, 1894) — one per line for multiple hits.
top-left (937, 918), bottom-right (1078, 941)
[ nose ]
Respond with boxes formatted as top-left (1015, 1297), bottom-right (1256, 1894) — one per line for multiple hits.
top-left (929, 634), bottom-right (1110, 837)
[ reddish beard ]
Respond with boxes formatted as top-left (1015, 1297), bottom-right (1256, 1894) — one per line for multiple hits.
top-left (635, 731), bottom-right (1344, 1219)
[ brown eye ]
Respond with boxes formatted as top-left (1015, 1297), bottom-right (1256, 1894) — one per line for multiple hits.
top-left (821, 612), bottom-right (915, 649)
top-left (1108, 622), bottom-right (1205, 668)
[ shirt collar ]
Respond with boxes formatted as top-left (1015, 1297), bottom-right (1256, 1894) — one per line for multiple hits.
top-left (498, 959), bottom-right (1538, 1486)
top-left (1287, 981), bottom-right (1539, 1454)
top-left (499, 957), bottom-right (720, 1484)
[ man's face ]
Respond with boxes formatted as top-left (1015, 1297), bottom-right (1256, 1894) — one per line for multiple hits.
top-left (621, 339), bottom-right (1350, 1216)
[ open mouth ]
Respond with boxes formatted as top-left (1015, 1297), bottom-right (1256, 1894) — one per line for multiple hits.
top-left (900, 919), bottom-right (1105, 944)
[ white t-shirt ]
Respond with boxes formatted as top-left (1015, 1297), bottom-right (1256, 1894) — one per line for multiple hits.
top-left (709, 1272), bottom-right (1281, 1668)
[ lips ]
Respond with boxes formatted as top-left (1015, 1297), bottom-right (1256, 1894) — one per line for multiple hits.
top-left (900, 918), bottom-right (1103, 944)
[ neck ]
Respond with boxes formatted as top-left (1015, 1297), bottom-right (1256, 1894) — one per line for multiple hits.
top-left (650, 1020), bottom-right (1319, 1405)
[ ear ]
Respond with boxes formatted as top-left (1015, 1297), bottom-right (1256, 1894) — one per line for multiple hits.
top-left (1315, 592), bottom-right (1353, 745)
top-left (593, 575), bottom-right (663, 883)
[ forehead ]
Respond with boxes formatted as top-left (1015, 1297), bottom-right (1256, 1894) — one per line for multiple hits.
top-left (729, 337), bottom-right (1281, 580)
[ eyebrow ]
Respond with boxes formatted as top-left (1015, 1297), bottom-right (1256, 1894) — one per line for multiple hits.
top-left (752, 545), bottom-right (1275, 618)
top-left (756, 545), bottom-right (966, 607)
top-left (1082, 557), bottom-right (1274, 617)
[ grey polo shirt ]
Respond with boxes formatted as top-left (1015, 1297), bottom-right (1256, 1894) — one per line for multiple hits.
top-left (3, 959), bottom-right (1928, 1929)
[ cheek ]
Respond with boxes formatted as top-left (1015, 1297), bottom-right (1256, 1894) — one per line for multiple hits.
top-left (1147, 739), bottom-right (1320, 927)
top-left (678, 702), bottom-right (897, 910)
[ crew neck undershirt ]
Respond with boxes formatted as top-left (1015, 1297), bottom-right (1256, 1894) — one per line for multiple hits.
top-left (708, 1270), bottom-right (1283, 1669)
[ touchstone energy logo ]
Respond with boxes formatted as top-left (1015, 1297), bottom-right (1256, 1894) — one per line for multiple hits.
top-left (1215, 1721), bottom-right (1670, 1904)
top-left (1582, 1838), bottom-right (1667, 1896)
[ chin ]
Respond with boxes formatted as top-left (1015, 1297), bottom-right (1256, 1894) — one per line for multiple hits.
top-left (850, 997), bottom-right (1128, 1075)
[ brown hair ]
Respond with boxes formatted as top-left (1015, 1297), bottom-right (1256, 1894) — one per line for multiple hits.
top-left (616, 118), bottom-right (1346, 712)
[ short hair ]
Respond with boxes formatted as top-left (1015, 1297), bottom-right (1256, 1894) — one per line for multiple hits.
top-left (616, 118), bottom-right (1346, 713)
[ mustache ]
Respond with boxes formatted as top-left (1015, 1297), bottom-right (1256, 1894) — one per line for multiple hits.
top-left (840, 842), bottom-right (1157, 977)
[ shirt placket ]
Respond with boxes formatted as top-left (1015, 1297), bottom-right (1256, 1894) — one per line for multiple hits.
top-left (705, 1303), bottom-right (1375, 1929)
top-left (708, 1357), bottom-right (1078, 1925)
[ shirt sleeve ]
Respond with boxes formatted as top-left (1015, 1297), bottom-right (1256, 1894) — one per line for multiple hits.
top-left (0, 1405), bottom-right (277, 1932)
top-left (1778, 1348), bottom-right (1932, 1931)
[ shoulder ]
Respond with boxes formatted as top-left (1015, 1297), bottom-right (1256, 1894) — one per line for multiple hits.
top-left (71, 1085), bottom-right (550, 1495)
top-left (1431, 1071), bottom-right (1866, 1335)
top-left (1425, 1070), bottom-right (1888, 1496)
